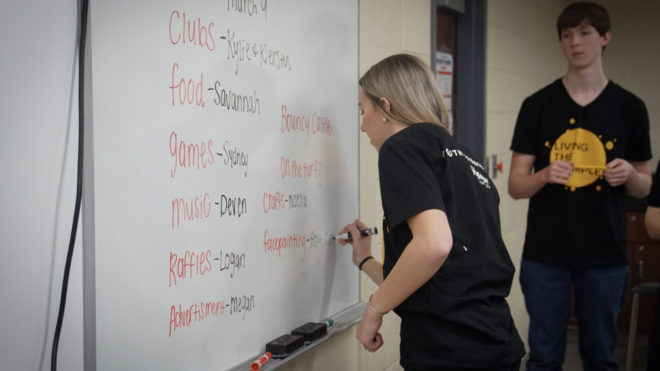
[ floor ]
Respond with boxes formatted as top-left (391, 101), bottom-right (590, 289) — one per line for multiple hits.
top-left (563, 325), bottom-right (649, 371)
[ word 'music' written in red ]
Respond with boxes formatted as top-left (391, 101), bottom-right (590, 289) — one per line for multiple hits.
top-left (171, 192), bottom-right (212, 229)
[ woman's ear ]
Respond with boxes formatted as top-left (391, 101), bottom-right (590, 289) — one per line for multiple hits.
top-left (379, 97), bottom-right (392, 114)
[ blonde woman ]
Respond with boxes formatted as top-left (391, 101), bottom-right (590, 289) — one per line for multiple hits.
top-left (339, 54), bottom-right (524, 371)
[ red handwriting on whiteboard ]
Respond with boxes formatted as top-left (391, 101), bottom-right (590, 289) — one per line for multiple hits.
top-left (169, 131), bottom-right (214, 178)
top-left (263, 191), bottom-right (285, 213)
top-left (280, 157), bottom-right (323, 181)
top-left (281, 105), bottom-right (333, 146)
top-left (281, 104), bottom-right (309, 145)
top-left (169, 249), bottom-right (212, 287)
top-left (170, 63), bottom-right (205, 107)
top-left (168, 10), bottom-right (216, 51)
top-left (171, 193), bottom-right (212, 229)
top-left (263, 229), bottom-right (306, 260)
top-left (263, 191), bottom-right (308, 213)
top-left (169, 300), bottom-right (226, 337)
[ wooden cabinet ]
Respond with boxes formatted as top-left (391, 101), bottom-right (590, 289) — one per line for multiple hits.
top-left (617, 211), bottom-right (660, 332)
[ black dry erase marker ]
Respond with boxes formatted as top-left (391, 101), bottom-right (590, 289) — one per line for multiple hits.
top-left (333, 227), bottom-right (378, 240)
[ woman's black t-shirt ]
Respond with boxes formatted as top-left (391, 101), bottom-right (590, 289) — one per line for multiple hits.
top-left (378, 123), bottom-right (524, 370)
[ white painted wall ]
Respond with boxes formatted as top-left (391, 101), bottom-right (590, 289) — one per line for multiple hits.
top-left (486, 0), bottom-right (572, 355)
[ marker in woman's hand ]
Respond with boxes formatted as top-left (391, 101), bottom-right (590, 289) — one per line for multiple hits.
top-left (333, 227), bottom-right (378, 240)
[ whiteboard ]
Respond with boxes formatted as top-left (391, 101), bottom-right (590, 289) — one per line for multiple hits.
top-left (85, 1), bottom-right (359, 369)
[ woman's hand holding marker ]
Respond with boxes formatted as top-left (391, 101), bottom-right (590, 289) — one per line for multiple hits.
top-left (338, 220), bottom-right (373, 268)
top-left (339, 220), bottom-right (386, 352)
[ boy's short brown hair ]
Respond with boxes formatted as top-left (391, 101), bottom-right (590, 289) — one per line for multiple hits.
top-left (556, 1), bottom-right (611, 40)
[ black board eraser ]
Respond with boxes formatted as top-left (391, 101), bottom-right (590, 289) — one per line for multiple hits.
top-left (291, 322), bottom-right (328, 344)
top-left (265, 333), bottom-right (305, 359)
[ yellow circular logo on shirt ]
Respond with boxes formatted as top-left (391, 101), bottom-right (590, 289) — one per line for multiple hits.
top-left (550, 128), bottom-right (607, 189)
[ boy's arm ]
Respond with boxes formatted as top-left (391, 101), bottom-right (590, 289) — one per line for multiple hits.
top-left (604, 159), bottom-right (652, 198)
top-left (508, 152), bottom-right (573, 199)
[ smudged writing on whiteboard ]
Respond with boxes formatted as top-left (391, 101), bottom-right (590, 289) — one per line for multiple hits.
top-left (306, 231), bottom-right (334, 250)
top-left (287, 192), bottom-right (308, 210)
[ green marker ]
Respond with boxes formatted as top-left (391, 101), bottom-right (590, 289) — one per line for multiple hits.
top-left (324, 318), bottom-right (334, 328)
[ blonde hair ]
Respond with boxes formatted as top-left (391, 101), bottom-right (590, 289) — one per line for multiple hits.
top-left (359, 54), bottom-right (450, 130)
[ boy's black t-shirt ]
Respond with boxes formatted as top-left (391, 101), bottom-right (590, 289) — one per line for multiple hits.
top-left (378, 123), bottom-right (524, 370)
top-left (511, 79), bottom-right (651, 267)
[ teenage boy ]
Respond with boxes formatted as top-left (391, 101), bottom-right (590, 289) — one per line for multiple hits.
top-left (508, 2), bottom-right (652, 370)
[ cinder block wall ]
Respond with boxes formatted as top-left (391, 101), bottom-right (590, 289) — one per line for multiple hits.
top-left (486, 1), bottom-right (572, 356)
